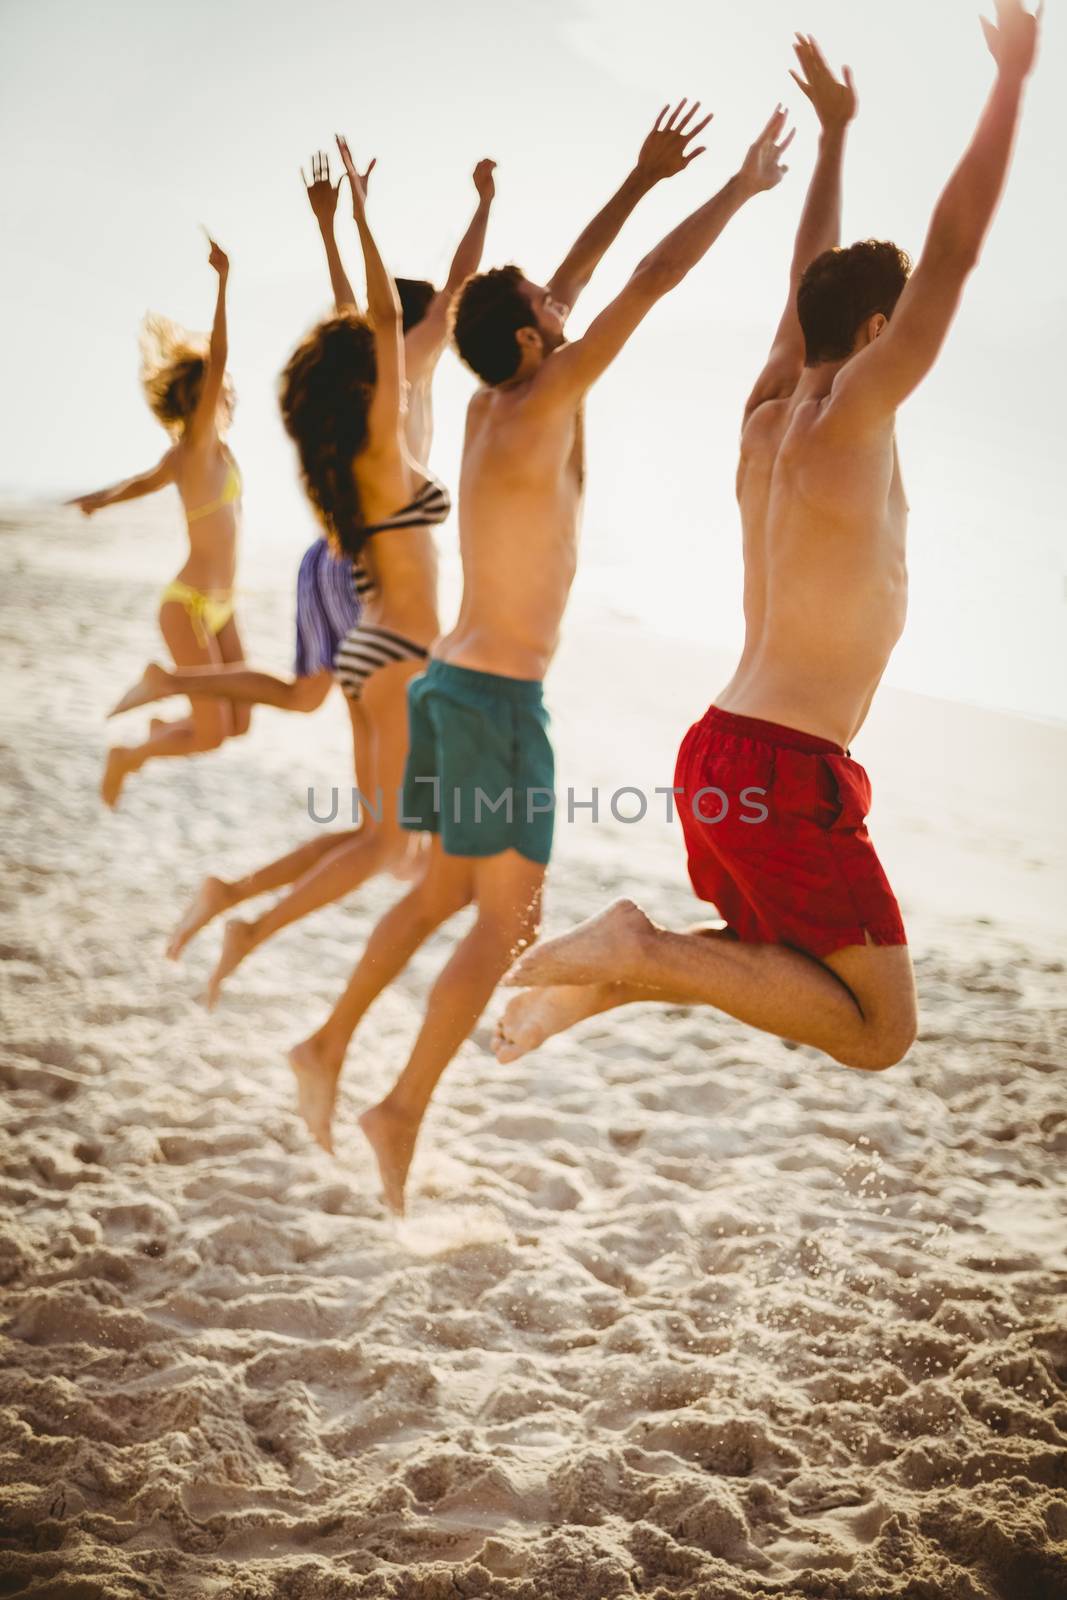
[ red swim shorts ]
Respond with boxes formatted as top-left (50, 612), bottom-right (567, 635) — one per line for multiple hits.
top-left (674, 705), bottom-right (907, 958)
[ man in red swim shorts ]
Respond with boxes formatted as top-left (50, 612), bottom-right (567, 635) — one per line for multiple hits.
top-left (675, 707), bottom-right (906, 960)
top-left (496, 12), bottom-right (1039, 1073)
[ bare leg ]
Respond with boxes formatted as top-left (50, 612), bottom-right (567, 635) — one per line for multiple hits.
top-left (102, 603), bottom-right (233, 808)
top-left (111, 659), bottom-right (330, 719)
top-left (494, 920), bottom-right (733, 1059)
top-left (204, 831), bottom-right (399, 1007)
top-left (289, 839), bottom-right (474, 1153)
top-left (165, 832), bottom-right (358, 962)
top-left (503, 899), bottom-right (917, 1072)
top-left (214, 612), bottom-right (252, 737)
top-left (101, 714), bottom-right (229, 806)
top-left (494, 981), bottom-right (670, 1063)
top-left (205, 657), bottom-right (421, 1000)
top-left (150, 714), bottom-right (194, 738)
top-left (358, 852), bottom-right (545, 1213)
top-left (168, 687), bottom-right (371, 963)
top-left (109, 662), bottom-right (176, 719)
top-left (204, 832), bottom-right (404, 1004)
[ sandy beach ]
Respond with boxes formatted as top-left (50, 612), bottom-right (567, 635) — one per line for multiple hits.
top-left (2, 496), bottom-right (1066, 1599)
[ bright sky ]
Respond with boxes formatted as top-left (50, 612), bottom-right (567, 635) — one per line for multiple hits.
top-left (2, 0), bottom-right (1064, 720)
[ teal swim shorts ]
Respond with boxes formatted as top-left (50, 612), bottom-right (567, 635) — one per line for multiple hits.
top-left (400, 659), bottom-right (556, 865)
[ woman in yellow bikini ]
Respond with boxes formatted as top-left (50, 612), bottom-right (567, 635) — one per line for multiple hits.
top-left (109, 148), bottom-right (496, 1006)
top-left (68, 237), bottom-right (248, 807)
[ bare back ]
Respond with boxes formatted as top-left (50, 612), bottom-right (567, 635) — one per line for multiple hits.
top-left (172, 439), bottom-right (241, 591)
top-left (437, 382), bottom-right (585, 680)
top-left (351, 447), bottom-right (440, 645)
top-left (718, 385), bottom-right (909, 749)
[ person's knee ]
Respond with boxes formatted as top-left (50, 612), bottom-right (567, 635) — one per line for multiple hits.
top-left (841, 1016), bottom-right (917, 1072)
top-left (411, 871), bottom-right (472, 927)
top-left (192, 704), bottom-right (231, 750)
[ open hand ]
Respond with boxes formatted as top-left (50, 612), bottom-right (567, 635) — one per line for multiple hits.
top-left (637, 99), bottom-right (714, 183)
top-left (302, 150), bottom-right (343, 224)
top-left (473, 158), bottom-right (497, 202)
top-left (789, 35), bottom-right (856, 129)
top-left (981, 0), bottom-right (1041, 81)
top-left (335, 135), bottom-right (376, 213)
top-left (66, 492), bottom-right (105, 516)
top-left (739, 106), bottom-right (795, 194)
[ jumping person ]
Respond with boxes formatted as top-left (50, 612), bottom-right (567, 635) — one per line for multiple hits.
top-left (69, 238), bottom-right (249, 808)
top-left (302, 146), bottom-right (499, 470)
top-left (498, 12), bottom-right (1040, 1074)
top-left (120, 148), bottom-right (496, 999)
top-left (288, 101), bottom-right (794, 1207)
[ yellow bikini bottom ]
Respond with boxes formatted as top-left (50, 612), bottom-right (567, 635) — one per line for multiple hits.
top-left (160, 581), bottom-right (236, 646)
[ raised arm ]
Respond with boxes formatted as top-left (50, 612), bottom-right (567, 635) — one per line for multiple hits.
top-left (743, 37), bottom-right (856, 424)
top-left (546, 101), bottom-right (713, 314)
top-left (304, 150), bottom-right (358, 312)
top-left (405, 160), bottom-right (497, 383)
top-left (537, 109), bottom-right (793, 406)
top-left (186, 238), bottom-right (230, 443)
top-left (444, 159), bottom-right (497, 296)
top-left (831, 0), bottom-right (1039, 430)
top-left (336, 135), bottom-right (403, 447)
top-left (66, 450), bottom-right (176, 515)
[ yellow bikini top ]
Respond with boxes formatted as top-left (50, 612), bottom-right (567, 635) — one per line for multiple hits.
top-left (187, 457), bottom-right (242, 524)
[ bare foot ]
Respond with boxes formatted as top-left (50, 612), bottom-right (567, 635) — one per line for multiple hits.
top-left (288, 1038), bottom-right (341, 1154)
top-left (100, 746), bottom-right (135, 809)
top-left (493, 984), bottom-right (613, 1064)
top-left (203, 919), bottom-right (257, 1009)
top-left (358, 1100), bottom-right (420, 1216)
top-left (167, 876), bottom-right (234, 961)
top-left (505, 898), bottom-right (654, 989)
top-left (108, 662), bottom-right (173, 719)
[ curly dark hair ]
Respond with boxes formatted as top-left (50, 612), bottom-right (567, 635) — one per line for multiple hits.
top-left (797, 240), bottom-right (912, 366)
top-left (452, 265), bottom-right (537, 386)
top-left (279, 312), bottom-right (377, 559)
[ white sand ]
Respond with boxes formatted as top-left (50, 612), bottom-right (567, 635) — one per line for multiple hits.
top-left (2, 498), bottom-right (1066, 1599)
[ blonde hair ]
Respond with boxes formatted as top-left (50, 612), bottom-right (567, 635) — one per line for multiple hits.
top-left (139, 313), bottom-right (215, 435)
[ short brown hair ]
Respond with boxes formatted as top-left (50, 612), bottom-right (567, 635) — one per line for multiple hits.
top-left (797, 241), bottom-right (912, 365)
top-left (396, 278), bottom-right (436, 333)
top-left (452, 265), bottom-right (537, 385)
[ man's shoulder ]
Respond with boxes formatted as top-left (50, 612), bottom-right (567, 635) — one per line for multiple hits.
top-left (740, 393), bottom-right (803, 462)
top-left (472, 368), bottom-right (575, 431)
top-left (516, 353), bottom-right (586, 421)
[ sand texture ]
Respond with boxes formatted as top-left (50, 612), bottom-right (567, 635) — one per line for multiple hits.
top-left (2, 502), bottom-right (1066, 1599)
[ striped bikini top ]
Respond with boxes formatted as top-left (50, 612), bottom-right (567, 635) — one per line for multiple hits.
top-left (352, 475), bottom-right (451, 600)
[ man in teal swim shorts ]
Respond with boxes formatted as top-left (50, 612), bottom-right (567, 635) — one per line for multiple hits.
top-left (288, 101), bottom-right (793, 1209)
top-left (401, 661), bottom-right (556, 865)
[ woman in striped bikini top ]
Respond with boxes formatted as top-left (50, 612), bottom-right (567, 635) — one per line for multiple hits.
top-left (350, 475), bottom-right (451, 603)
